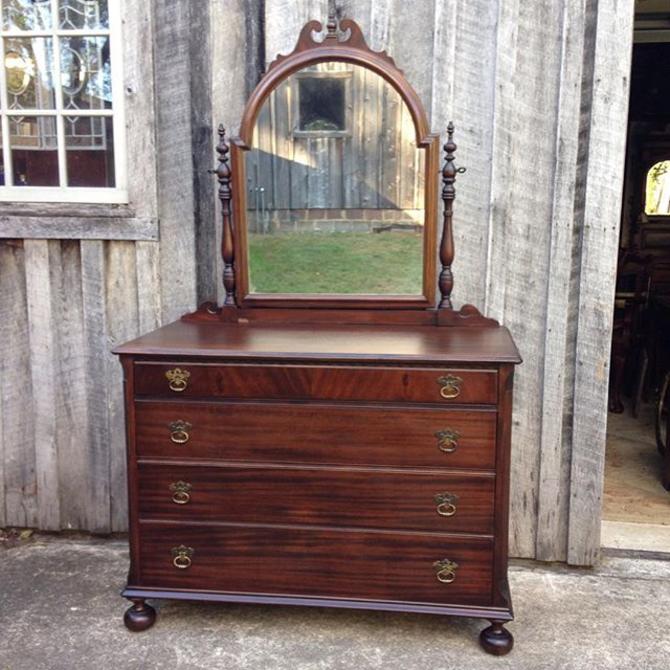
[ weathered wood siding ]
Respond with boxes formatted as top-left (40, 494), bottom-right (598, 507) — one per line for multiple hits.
top-left (0, 0), bottom-right (634, 565)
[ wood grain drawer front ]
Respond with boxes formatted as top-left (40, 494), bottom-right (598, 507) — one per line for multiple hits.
top-left (135, 402), bottom-right (497, 470)
top-left (136, 464), bottom-right (495, 534)
top-left (138, 524), bottom-right (494, 606)
top-left (134, 363), bottom-right (498, 405)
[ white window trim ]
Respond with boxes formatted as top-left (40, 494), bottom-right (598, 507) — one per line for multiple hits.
top-left (0, 0), bottom-right (127, 204)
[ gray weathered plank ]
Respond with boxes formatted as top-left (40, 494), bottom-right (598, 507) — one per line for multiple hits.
top-left (105, 241), bottom-right (140, 532)
top-left (24, 240), bottom-right (61, 531)
top-left (436, 0), bottom-right (496, 309)
top-left (210, 0), bottom-right (252, 304)
top-left (80, 240), bottom-right (111, 533)
top-left (154, 0), bottom-right (198, 322)
top-left (487, 0), bottom-right (570, 559)
top-left (535, 0), bottom-right (587, 563)
top-left (48, 241), bottom-right (90, 530)
top-left (135, 241), bottom-right (162, 334)
top-left (122, 0), bottom-right (159, 220)
top-left (0, 216), bottom-right (158, 241)
top-left (0, 241), bottom-right (36, 528)
top-left (567, 0), bottom-right (635, 566)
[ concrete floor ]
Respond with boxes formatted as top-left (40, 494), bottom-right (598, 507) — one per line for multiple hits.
top-left (1, 535), bottom-right (669, 670)
top-left (604, 403), bottom-right (670, 526)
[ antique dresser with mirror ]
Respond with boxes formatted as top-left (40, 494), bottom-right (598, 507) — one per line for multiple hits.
top-left (114, 13), bottom-right (520, 655)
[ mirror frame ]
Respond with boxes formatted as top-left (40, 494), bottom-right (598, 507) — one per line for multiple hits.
top-left (230, 18), bottom-right (440, 310)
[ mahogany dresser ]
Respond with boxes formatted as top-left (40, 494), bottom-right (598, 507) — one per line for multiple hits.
top-left (115, 13), bottom-right (521, 655)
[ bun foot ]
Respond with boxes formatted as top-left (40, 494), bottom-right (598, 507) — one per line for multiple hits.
top-left (479, 619), bottom-right (513, 655)
top-left (124, 598), bottom-right (156, 632)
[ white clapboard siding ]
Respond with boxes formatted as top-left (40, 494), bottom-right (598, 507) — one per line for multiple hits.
top-left (0, 0), bottom-right (634, 565)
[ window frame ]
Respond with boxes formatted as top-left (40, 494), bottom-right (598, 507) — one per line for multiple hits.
top-left (644, 159), bottom-right (670, 218)
top-left (0, 0), bottom-right (127, 203)
top-left (291, 70), bottom-right (352, 139)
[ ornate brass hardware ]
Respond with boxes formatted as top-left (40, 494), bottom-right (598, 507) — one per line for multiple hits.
top-left (165, 367), bottom-right (190, 392)
top-left (435, 428), bottom-right (460, 453)
top-left (434, 492), bottom-right (459, 517)
top-left (168, 419), bottom-right (192, 444)
top-left (437, 374), bottom-right (462, 399)
top-left (433, 558), bottom-right (458, 583)
top-left (169, 481), bottom-right (192, 505)
top-left (171, 545), bottom-right (194, 569)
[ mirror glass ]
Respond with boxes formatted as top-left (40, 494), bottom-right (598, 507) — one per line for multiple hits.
top-left (245, 62), bottom-right (425, 295)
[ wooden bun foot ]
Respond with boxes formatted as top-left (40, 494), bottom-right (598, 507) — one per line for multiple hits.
top-left (124, 599), bottom-right (156, 632)
top-left (479, 620), bottom-right (513, 655)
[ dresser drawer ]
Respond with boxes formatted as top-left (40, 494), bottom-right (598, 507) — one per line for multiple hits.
top-left (135, 401), bottom-right (497, 470)
top-left (134, 363), bottom-right (498, 405)
top-left (136, 463), bottom-right (495, 534)
top-left (137, 523), bottom-right (494, 606)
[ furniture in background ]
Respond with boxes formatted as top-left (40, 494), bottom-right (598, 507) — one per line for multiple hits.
top-left (609, 250), bottom-right (651, 414)
top-left (114, 13), bottom-right (520, 655)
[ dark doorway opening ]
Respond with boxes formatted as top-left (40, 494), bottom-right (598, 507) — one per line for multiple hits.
top-left (605, 23), bottom-right (670, 554)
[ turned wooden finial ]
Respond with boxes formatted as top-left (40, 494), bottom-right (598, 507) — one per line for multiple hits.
top-left (326, 0), bottom-right (338, 37)
top-left (215, 124), bottom-right (235, 305)
top-left (438, 122), bottom-right (465, 310)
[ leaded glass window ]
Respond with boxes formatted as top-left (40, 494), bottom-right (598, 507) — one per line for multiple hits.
top-left (0, 0), bottom-right (126, 202)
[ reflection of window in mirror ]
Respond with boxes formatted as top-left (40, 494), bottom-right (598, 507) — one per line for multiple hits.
top-left (645, 160), bottom-right (670, 216)
top-left (293, 67), bottom-right (351, 137)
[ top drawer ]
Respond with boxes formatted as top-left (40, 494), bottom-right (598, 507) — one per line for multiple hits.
top-left (134, 363), bottom-right (498, 405)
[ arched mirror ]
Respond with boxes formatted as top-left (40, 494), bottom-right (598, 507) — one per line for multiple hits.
top-left (244, 62), bottom-right (425, 296)
top-left (229, 19), bottom-right (440, 310)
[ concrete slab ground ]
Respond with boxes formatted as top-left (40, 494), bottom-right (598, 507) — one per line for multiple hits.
top-left (1, 534), bottom-right (669, 670)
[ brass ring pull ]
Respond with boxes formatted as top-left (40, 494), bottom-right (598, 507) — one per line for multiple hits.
top-left (435, 429), bottom-right (460, 454)
top-left (165, 368), bottom-right (190, 393)
top-left (169, 481), bottom-right (192, 505)
top-left (437, 374), bottom-right (462, 399)
top-left (169, 420), bottom-right (192, 445)
top-left (435, 492), bottom-right (458, 517)
top-left (172, 545), bottom-right (194, 569)
top-left (433, 558), bottom-right (458, 584)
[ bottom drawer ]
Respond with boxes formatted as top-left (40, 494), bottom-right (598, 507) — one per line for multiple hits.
top-left (137, 523), bottom-right (494, 606)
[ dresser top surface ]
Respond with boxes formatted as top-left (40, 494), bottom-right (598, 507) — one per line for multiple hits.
top-left (113, 319), bottom-right (521, 364)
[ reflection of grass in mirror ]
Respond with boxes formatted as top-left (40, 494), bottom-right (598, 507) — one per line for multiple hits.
top-left (248, 231), bottom-right (423, 294)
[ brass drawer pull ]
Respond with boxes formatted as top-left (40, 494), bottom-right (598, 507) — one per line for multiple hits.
top-left (168, 420), bottom-right (192, 444)
top-left (434, 492), bottom-right (459, 517)
top-left (437, 374), bottom-right (462, 399)
top-left (169, 481), bottom-right (192, 505)
top-left (435, 428), bottom-right (460, 453)
top-left (433, 558), bottom-right (458, 584)
top-left (165, 367), bottom-right (191, 392)
top-left (172, 545), bottom-right (194, 569)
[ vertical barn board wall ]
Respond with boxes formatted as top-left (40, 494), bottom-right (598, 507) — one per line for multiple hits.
top-left (0, 0), bottom-right (633, 565)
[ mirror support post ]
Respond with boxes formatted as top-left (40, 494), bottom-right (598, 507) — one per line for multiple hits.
top-left (216, 125), bottom-right (237, 306)
top-left (439, 121), bottom-right (464, 310)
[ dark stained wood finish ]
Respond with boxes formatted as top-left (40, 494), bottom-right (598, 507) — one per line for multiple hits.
top-left (229, 16), bottom-right (440, 311)
top-left (214, 125), bottom-right (235, 306)
top-left (480, 620), bottom-right (514, 655)
top-left (123, 599), bottom-right (156, 632)
top-left (136, 523), bottom-right (494, 606)
top-left (439, 122), bottom-right (458, 309)
top-left (113, 320), bottom-right (521, 364)
top-left (135, 401), bottom-right (497, 470)
top-left (136, 463), bottom-right (496, 534)
top-left (117, 14), bottom-right (520, 653)
top-left (134, 363), bottom-right (498, 405)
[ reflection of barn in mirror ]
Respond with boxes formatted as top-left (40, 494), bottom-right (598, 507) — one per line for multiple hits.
top-left (245, 62), bottom-right (426, 295)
